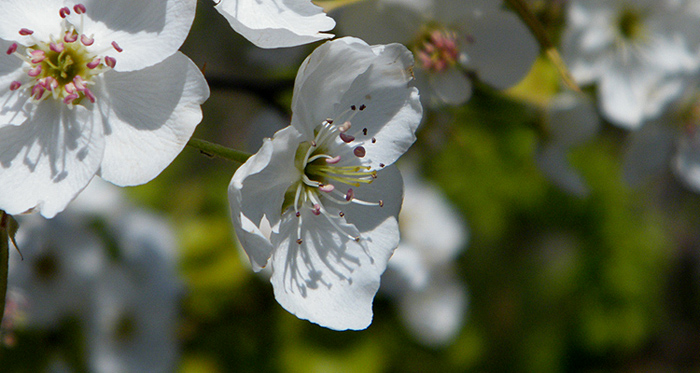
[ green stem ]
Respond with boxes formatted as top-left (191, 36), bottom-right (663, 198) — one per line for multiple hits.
top-left (504, 0), bottom-right (580, 92)
top-left (187, 138), bottom-right (252, 164)
top-left (0, 212), bottom-right (12, 330)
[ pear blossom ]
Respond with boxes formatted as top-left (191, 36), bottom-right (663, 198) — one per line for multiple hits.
top-left (562, 0), bottom-right (700, 129)
top-left (229, 37), bottom-right (422, 330)
top-left (332, 0), bottom-right (539, 106)
top-left (623, 82), bottom-right (700, 192)
top-left (214, 0), bottom-right (335, 48)
top-left (0, 0), bottom-right (210, 218)
top-left (381, 163), bottom-right (469, 346)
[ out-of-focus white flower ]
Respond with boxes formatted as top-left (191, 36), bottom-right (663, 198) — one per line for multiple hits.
top-left (562, 0), bottom-right (700, 129)
top-left (333, 0), bottom-right (538, 106)
top-left (536, 92), bottom-right (600, 197)
top-left (214, 0), bottom-right (335, 48)
top-left (8, 213), bottom-right (106, 328)
top-left (229, 37), bottom-right (422, 330)
top-left (0, 0), bottom-right (209, 218)
top-left (381, 164), bottom-right (468, 347)
top-left (87, 210), bottom-right (181, 373)
top-left (623, 83), bottom-right (700, 192)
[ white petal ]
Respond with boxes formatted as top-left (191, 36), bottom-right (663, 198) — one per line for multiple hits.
top-left (0, 0), bottom-right (62, 44)
top-left (673, 129), bottom-right (700, 193)
top-left (331, 0), bottom-right (421, 45)
top-left (426, 67), bottom-right (472, 106)
top-left (78, 0), bottom-right (197, 71)
top-left (458, 10), bottom-right (539, 89)
top-left (229, 126), bottom-right (304, 270)
top-left (292, 37), bottom-right (422, 169)
top-left (215, 0), bottom-right (335, 48)
top-left (96, 52), bottom-right (209, 186)
top-left (398, 267), bottom-right (468, 347)
top-left (269, 164), bottom-right (403, 330)
top-left (0, 39), bottom-right (32, 127)
top-left (0, 102), bottom-right (104, 217)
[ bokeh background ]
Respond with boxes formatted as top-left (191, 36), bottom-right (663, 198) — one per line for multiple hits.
top-left (2, 0), bottom-right (700, 371)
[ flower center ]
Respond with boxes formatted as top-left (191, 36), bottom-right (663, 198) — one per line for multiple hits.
top-left (413, 27), bottom-right (462, 73)
top-left (5, 4), bottom-right (122, 105)
top-left (616, 7), bottom-right (646, 42)
top-left (283, 104), bottom-right (386, 245)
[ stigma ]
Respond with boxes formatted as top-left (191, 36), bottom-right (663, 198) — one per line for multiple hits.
top-left (5, 4), bottom-right (122, 106)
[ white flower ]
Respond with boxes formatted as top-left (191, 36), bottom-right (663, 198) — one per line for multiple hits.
top-left (332, 0), bottom-right (539, 106)
top-left (87, 210), bottom-right (181, 373)
top-left (8, 213), bottom-right (106, 328)
top-left (562, 0), bottom-right (700, 129)
top-left (0, 0), bottom-right (210, 218)
top-left (229, 37), bottom-right (422, 330)
top-left (622, 82), bottom-right (700, 192)
top-left (214, 0), bottom-right (335, 48)
top-left (381, 163), bottom-right (469, 346)
top-left (536, 92), bottom-right (600, 197)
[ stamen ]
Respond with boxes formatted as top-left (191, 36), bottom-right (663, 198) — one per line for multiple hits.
top-left (19, 28), bottom-right (34, 36)
top-left (6, 43), bottom-right (17, 55)
top-left (50, 42), bottom-right (65, 53)
top-left (345, 188), bottom-right (354, 201)
top-left (104, 56), bottom-right (116, 68)
top-left (81, 34), bottom-right (94, 46)
top-left (359, 104), bottom-right (366, 111)
top-left (86, 58), bottom-right (100, 69)
top-left (111, 41), bottom-right (123, 52)
top-left (338, 121), bottom-right (352, 132)
top-left (312, 204), bottom-right (321, 216)
top-left (59, 7), bottom-right (71, 18)
top-left (64, 32), bottom-right (78, 43)
top-left (318, 184), bottom-right (335, 193)
top-left (9, 81), bottom-right (21, 91)
top-left (27, 65), bottom-right (42, 77)
top-left (30, 50), bottom-right (45, 64)
top-left (74, 4), bottom-right (87, 14)
top-left (362, 128), bottom-right (368, 136)
top-left (354, 147), bottom-right (366, 158)
top-left (340, 133), bottom-right (355, 143)
top-left (325, 155), bottom-right (341, 164)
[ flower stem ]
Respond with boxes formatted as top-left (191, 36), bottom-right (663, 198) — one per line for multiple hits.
top-left (0, 211), bottom-right (19, 329)
top-left (504, 0), bottom-right (580, 92)
top-left (187, 137), bottom-right (251, 164)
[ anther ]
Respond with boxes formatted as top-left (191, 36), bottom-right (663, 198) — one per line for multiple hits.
top-left (379, 200), bottom-right (384, 207)
top-left (326, 118), bottom-right (334, 124)
top-left (340, 133), bottom-right (355, 143)
top-left (81, 35), bottom-right (94, 46)
top-left (86, 58), bottom-right (100, 69)
top-left (9, 81), bottom-right (21, 91)
top-left (353, 146), bottom-right (366, 158)
top-left (74, 4), bottom-right (87, 14)
top-left (104, 56), bottom-right (116, 68)
top-left (84, 89), bottom-right (96, 103)
top-left (339, 211), bottom-right (345, 217)
top-left (27, 65), bottom-right (42, 77)
top-left (354, 237), bottom-right (361, 242)
top-left (64, 33), bottom-right (78, 43)
top-left (345, 188), bottom-right (354, 201)
top-left (19, 28), bottom-right (34, 36)
top-left (6, 43), bottom-right (17, 55)
top-left (325, 155), bottom-right (341, 164)
top-left (296, 239), bottom-right (303, 245)
top-left (371, 137), bottom-right (376, 144)
top-left (351, 105), bottom-right (357, 111)
top-left (319, 184), bottom-right (335, 193)
top-left (111, 41), bottom-right (123, 52)
top-left (30, 50), bottom-right (45, 64)
top-left (312, 204), bottom-right (321, 216)
top-left (59, 7), bottom-right (71, 18)
top-left (379, 163), bottom-right (385, 168)
top-left (49, 42), bottom-right (65, 53)
top-left (362, 128), bottom-right (368, 136)
top-left (359, 104), bottom-right (366, 111)
top-left (338, 120), bottom-right (352, 132)
top-left (296, 212), bottom-right (301, 217)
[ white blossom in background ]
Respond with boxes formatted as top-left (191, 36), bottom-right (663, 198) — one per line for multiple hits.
top-left (562, 0), bottom-right (700, 129)
top-left (623, 82), bottom-right (700, 193)
top-left (229, 37), bottom-right (422, 330)
top-left (381, 163), bottom-right (469, 346)
top-left (0, 0), bottom-right (209, 218)
top-left (87, 209), bottom-right (181, 373)
top-left (8, 180), bottom-right (182, 370)
top-left (214, 0), bottom-right (335, 48)
top-left (536, 92), bottom-right (600, 197)
top-left (8, 213), bottom-right (106, 328)
top-left (332, 0), bottom-right (539, 106)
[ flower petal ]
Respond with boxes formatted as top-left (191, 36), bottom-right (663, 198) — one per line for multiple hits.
top-left (96, 52), bottom-right (209, 186)
top-left (426, 67), bottom-right (472, 106)
top-left (229, 126), bottom-right (305, 270)
top-left (268, 164), bottom-right (403, 330)
top-left (215, 0), bottom-right (335, 48)
top-left (0, 39), bottom-right (32, 127)
top-left (0, 102), bottom-right (104, 217)
top-left (78, 0), bottom-right (197, 71)
top-left (292, 37), bottom-right (422, 169)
